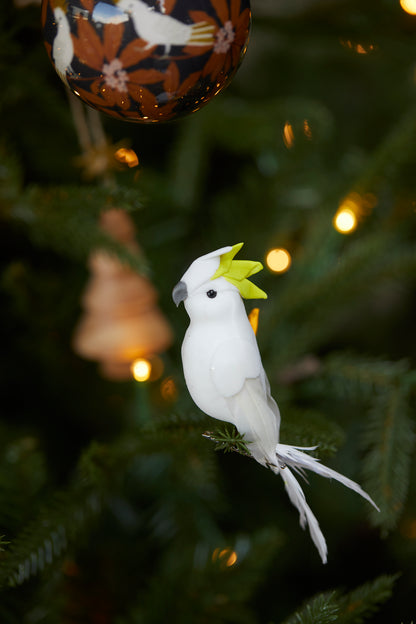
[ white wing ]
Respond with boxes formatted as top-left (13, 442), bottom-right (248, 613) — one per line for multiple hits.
top-left (210, 339), bottom-right (280, 466)
top-left (210, 338), bottom-right (261, 397)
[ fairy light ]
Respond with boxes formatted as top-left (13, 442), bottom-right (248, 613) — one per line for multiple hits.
top-left (114, 147), bottom-right (139, 168)
top-left (283, 122), bottom-right (295, 148)
top-left (355, 44), bottom-right (367, 54)
top-left (340, 39), bottom-right (377, 54)
top-left (333, 207), bottom-right (358, 234)
top-left (224, 550), bottom-right (237, 566)
top-left (131, 358), bottom-right (152, 382)
top-left (266, 248), bottom-right (292, 273)
top-left (303, 119), bottom-right (312, 139)
top-left (400, 0), bottom-right (416, 15)
top-left (212, 548), bottom-right (238, 567)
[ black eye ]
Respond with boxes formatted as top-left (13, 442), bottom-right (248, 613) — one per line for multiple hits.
top-left (206, 289), bottom-right (217, 299)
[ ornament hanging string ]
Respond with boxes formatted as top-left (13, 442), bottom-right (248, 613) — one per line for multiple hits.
top-left (67, 92), bottom-right (132, 183)
top-left (66, 92), bottom-right (173, 380)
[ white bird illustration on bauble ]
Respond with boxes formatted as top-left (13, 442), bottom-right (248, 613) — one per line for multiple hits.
top-left (115, 0), bottom-right (215, 52)
top-left (51, 0), bottom-right (74, 87)
top-left (172, 242), bottom-right (379, 564)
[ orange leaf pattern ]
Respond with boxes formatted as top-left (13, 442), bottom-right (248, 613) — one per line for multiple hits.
top-left (41, 0), bottom-right (251, 122)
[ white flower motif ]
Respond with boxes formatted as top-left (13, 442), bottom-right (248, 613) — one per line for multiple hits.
top-left (102, 58), bottom-right (129, 93)
top-left (214, 20), bottom-right (235, 54)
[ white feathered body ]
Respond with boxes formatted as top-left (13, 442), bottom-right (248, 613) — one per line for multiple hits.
top-left (174, 244), bottom-right (379, 564)
top-left (182, 280), bottom-right (280, 466)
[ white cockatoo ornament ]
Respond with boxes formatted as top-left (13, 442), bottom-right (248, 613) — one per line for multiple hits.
top-left (172, 242), bottom-right (379, 564)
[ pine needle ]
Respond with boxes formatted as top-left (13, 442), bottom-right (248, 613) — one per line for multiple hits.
top-left (337, 574), bottom-right (399, 624)
top-left (282, 575), bottom-right (398, 624)
top-left (202, 427), bottom-right (251, 457)
top-left (361, 386), bottom-right (415, 533)
top-left (281, 591), bottom-right (339, 624)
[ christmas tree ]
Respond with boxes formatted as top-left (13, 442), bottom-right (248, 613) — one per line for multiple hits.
top-left (1, 0), bottom-right (416, 621)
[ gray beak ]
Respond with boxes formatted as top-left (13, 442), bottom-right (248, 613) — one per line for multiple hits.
top-left (172, 281), bottom-right (188, 307)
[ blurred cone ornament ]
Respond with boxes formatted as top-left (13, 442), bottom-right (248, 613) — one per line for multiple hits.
top-left (72, 208), bottom-right (173, 380)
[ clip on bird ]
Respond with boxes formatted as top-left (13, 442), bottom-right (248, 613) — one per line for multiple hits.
top-left (172, 242), bottom-right (379, 564)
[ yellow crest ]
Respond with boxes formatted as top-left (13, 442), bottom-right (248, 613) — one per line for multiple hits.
top-left (211, 243), bottom-right (267, 299)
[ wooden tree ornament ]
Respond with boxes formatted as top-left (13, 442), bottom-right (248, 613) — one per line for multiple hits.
top-left (72, 209), bottom-right (173, 380)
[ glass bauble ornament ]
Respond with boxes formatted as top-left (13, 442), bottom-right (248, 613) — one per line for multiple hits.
top-left (41, 0), bottom-right (251, 122)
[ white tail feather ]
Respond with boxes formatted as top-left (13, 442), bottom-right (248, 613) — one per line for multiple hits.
top-left (276, 444), bottom-right (380, 512)
top-left (267, 443), bottom-right (379, 564)
top-left (274, 465), bottom-right (328, 564)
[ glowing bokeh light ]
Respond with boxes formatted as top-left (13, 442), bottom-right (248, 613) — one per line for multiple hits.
top-left (266, 248), bottom-right (292, 273)
top-left (283, 122), bottom-right (295, 148)
top-left (114, 147), bottom-right (139, 168)
top-left (212, 548), bottom-right (238, 567)
top-left (340, 39), bottom-right (377, 54)
top-left (333, 208), bottom-right (358, 234)
top-left (400, 0), bottom-right (416, 15)
top-left (131, 358), bottom-right (152, 382)
top-left (248, 308), bottom-right (259, 335)
top-left (303, 119), bottom-right (312, 139)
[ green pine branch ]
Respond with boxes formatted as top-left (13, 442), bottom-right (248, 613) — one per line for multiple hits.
top-left (281, 592), bottom-right (340, 624)
top-left (352, 106), bottom-right (416, 192)
top-left (0, 481), bottom-right (102, 588)
top-left (336, 573), bottom-right (399, 624)
top-left (12, 186), bottom-right (147, 274)
top-left (0, 144), bottom-right (148, 275)
top-left (279, 408), bottom-right (345, 457)
top-left (202, 426), bottom-right (251, 457)
top-left (201, 408), bottom-right (345, 461)
top-left (258, 107), bottom-right (416, 367)
top-left (264, 226), bottom-right (416, 367)
top-left (361, 384), bottom-right (415, 533)
top-left (201, 410), bottom-right (344, 462)
top-left (0, 413), bottom-right (224, 590)
top-left (282, 574), bottom-right (397, 624)
top-left (116, 526), bottom-right (282, 624)
top-left (0, 436), bottom-right (133, 589)
top-left (321, 352), bottom-right (411, 399)
top-left (313, 353), bottom-right (416, 532)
